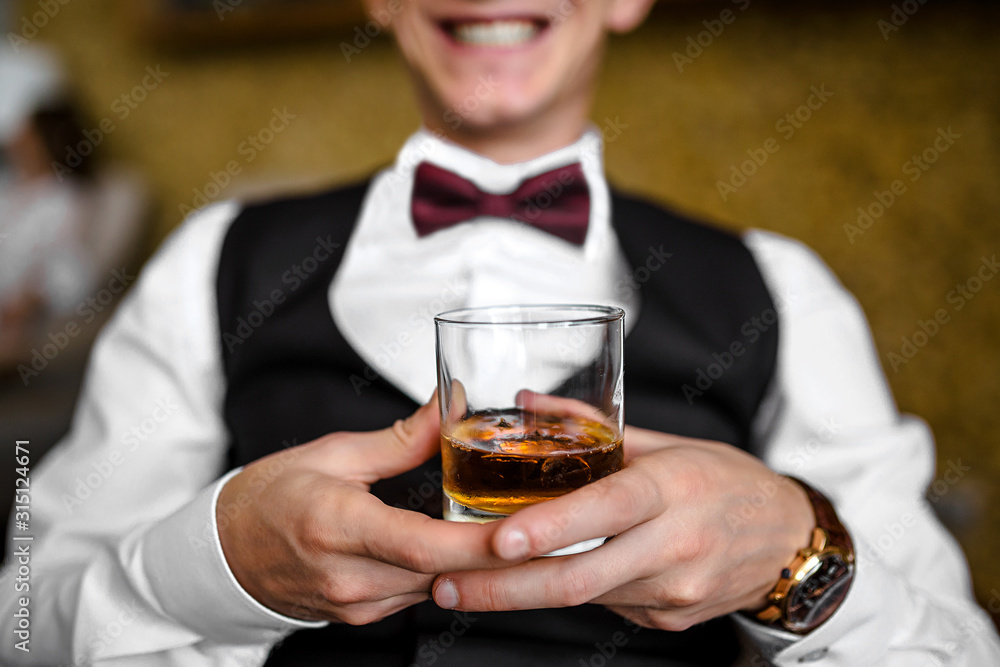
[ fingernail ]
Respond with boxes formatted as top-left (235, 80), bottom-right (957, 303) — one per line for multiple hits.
top-left (498, 528), bottom-right (530, 560)
top-left (435, 579), bottom-right (459, 609)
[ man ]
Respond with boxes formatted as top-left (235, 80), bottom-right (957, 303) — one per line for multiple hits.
top-left (3, 0), bottom-right (999, 665)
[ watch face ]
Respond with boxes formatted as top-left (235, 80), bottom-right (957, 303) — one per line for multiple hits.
top-left (785, 552), bottom-right (854, 632)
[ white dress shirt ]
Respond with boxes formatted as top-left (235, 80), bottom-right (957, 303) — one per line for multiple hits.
top-left (332, 129), bottom-right (639, 402)
top-left (1, 129), bottom-right (997, 667)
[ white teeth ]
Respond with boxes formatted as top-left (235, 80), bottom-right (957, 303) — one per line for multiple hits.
top-left (453, 20), bottom-right (538, 47)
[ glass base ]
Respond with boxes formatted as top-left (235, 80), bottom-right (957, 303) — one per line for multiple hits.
top-left (443, 493), bottom-right (607, 557)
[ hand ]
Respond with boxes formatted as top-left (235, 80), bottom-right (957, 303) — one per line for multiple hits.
top-left (431, 426), bottom-right (816, 631)
top-left (217, 398), bottom-right (501, 625)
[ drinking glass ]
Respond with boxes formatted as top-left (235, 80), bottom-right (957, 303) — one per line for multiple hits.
top-left (435, 305), bottom-right (624, 555)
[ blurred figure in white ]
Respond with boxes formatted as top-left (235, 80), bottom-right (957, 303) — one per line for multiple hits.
top-left (0, 45), bottom-right (96, 362)
top-left (0, 45), bottom-right (148, 372)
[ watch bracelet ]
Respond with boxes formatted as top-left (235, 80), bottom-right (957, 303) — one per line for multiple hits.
top-left (786, 476), bottom-right (854, 555)
top-left (750, 475), bottom-right (855, 631)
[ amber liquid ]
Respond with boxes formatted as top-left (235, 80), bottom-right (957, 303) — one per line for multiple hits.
top-left (441, 409), bottom-right (623, 516)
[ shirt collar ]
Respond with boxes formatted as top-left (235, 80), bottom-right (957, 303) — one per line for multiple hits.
top-left (393, 126), bottom-right (605, 195)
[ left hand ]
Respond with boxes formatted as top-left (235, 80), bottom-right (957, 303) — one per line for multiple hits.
top-left (431, 426), bottom-right (816, 631)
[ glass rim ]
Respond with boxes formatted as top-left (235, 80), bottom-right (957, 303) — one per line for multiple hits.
top-left (434, 304), bottom-right (624, 327)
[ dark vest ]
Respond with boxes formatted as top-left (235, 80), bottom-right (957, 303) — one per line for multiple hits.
top-left (215, 180), bottom-right (779, 667)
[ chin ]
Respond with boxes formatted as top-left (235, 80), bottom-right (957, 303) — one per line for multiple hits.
top-left (432, 78), bottom-right (557, 134)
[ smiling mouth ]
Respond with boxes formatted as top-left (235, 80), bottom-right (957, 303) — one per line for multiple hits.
top-left (441, 18), bottom-right (549, 48)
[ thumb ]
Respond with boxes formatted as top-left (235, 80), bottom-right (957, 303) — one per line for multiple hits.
top-left (322, 394), bottom-right (441, 484)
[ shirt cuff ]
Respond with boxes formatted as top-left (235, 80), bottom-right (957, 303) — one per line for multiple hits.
top-left (141, 468), bottom-right (327, 646)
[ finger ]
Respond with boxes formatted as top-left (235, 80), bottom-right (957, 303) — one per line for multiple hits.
top-left (595, 582), bottom-right (735, 616)
top-left (264, 549), bottom-right (437, 620)
top-left (488, 465), bottom-right (664, 561)
top-left (514, 391), bottom-right (622, 441)
top-left (346, 492), bottom-right (510, 573)
top-left (590, 580), bottom-right (656, 607)
top-left (320, 394), bottom-right (441, 483)
top-left (441, 379), bottom-right (468, 431)
top-left (514, 390), bottom-right (605, 422)
top-left (336, 592), bottom-right (432, 625)
top-left (432, 538), bottom-right (635, 612)
top-left (322, 592), bottom-right (431, 626)
top-left (585, 525), bottom-right (686, 608)
top-left (322, 552), bottom-right (437, 599)
top-left (603, 600), bottom-right (736, 633)
top-left (623, 425), bottom-right (696, 460)
top-left (360, 591), bottom-right (431, 618)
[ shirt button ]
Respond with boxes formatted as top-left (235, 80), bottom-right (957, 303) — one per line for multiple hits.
top-left (797, 648), bottom-right (829, 662)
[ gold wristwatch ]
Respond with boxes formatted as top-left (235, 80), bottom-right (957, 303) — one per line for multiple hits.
top-left (754, 477), bottom-right (855, 634)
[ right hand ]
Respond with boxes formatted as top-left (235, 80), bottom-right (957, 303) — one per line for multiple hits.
top-left (216, 398), bottom-right (501, 625)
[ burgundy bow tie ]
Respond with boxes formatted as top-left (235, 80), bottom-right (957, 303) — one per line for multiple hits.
top-left (411, 161), bottom-right (591, 245)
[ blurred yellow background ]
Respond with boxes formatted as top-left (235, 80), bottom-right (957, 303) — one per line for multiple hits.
top-left (12, 0), bottom-right (1000, 616)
